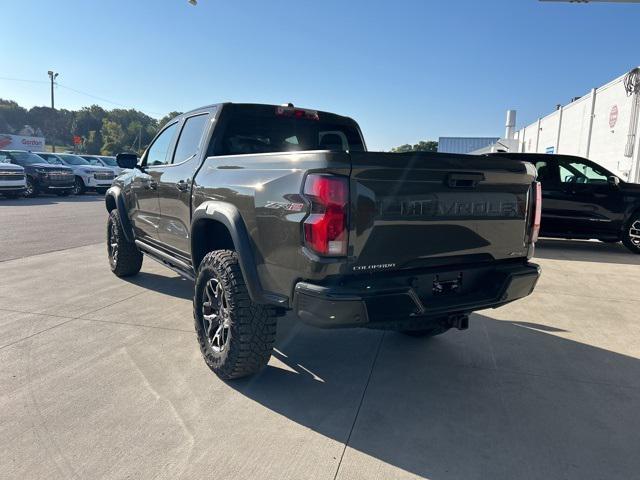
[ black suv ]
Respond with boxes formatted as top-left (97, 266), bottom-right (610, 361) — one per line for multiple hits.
top-left (0, 150), bottom-right (75, 197)
top-left (491, 153), bottom-right (640, 253)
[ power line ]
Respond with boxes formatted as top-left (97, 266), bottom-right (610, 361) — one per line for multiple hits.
top-left (0, 76), bottom-right (163, 117)
top-left (0, 76), bottom-right (49, 85)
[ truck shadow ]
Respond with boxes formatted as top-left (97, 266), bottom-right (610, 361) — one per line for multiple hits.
top-left (228, 313), bottom-right (640, 480)
top-left (535, 238), bottom-right (640, 265)
top-left (122, 271), bottom-right (193, 300)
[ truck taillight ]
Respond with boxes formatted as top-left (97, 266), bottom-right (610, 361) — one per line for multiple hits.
top-left (531, 181), bottom-right (542, 243)
top-left (303, 174), bottom-right (349, 256)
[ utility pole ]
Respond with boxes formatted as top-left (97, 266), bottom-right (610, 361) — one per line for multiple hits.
top-left (48, 70), bottom-right (59, 152)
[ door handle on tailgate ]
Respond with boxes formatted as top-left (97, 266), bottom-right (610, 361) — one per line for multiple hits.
top-left (447, 173), bottom-right (485, 188)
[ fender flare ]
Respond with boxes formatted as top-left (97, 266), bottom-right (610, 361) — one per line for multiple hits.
top-left (191, 201), bottom-right (268, 304)
top-left (105, 186), bottom-right (135, 242)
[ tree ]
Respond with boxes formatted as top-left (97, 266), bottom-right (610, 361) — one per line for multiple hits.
top-left (158, 111), bottom-right (182, 129)
top-left (101, 119), bottom-right (125, 154)
top-left (0, 99), bottom-right (29, 134)
top-left (391, 140), bottom-right (438, 153)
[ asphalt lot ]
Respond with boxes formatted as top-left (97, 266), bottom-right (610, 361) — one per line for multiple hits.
top-left (0, 194), bottom-right (106, 262)
top-left (1, 197), bottom-right (640, 479)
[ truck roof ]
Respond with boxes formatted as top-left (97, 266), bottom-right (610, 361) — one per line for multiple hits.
top-left (179, 102), bottom-right (357, 124)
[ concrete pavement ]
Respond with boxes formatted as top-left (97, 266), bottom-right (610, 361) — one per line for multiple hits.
top-left (1, 230), bottom-right (639, 478)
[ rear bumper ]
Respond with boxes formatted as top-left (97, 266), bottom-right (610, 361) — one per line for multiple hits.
top-left (293, 261), bottom-right (540, 329)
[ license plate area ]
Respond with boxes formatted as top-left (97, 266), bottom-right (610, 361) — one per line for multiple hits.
top-left (432, 272), bottom-right (463, 296)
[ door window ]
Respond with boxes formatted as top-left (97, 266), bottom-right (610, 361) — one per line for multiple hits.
top-left (172, 114), bottom-right (209, 164)
top-left (146, 122), bottom-right (179, 166)
top-left (558, 159), bottom-right (608, 184)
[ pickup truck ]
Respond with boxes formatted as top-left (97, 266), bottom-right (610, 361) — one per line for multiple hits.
top-left (106, 103), bottom-right (541, 380)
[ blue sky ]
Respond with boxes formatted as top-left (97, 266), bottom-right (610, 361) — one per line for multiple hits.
top-left (1, 0), bottom-right (639, 150)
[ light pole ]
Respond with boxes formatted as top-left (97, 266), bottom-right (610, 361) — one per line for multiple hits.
top-left (47, 70), bottom-right (59, 152)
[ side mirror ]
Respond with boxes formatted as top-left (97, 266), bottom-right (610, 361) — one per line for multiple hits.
top-left (608, 176), bottom-right (620, 188)
top-left (116, 153), bottom-right (138, 170)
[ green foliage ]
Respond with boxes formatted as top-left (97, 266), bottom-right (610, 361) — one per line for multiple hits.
top-left (159, 111), bottom-right (183, 129)
top-left (0, 98), bottom-right (170, 155)
top-left (391, 140), bottom-right (438, 153)
top-left (101, 119), bottom-right (126, 155)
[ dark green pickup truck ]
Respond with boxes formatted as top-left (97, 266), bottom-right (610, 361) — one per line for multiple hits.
top-left (106, 103), bottom-right (541, 379)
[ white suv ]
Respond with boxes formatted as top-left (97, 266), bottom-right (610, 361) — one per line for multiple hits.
top-left (0, 153), bottom-right (27, 198)
top-left (35, 152), bottom-right (115, 195)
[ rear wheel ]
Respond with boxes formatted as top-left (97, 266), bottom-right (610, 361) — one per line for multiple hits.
top-left (194, 250), bottom-right (277, 380)
top-left (107, 209), bottom-right (143, 277)
top-left (24, 177), bottom-right (37, 198)
top-left (622, 214), bottom-right (640, 254)
top-left (73, 176), bottom-right (86, 195)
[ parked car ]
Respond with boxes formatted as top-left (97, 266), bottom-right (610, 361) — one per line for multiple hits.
top-left (490, 153), bottom-right (640, 254)
top-left (105, 103), bottom-right (541, 380)
top-left (0, 150), bottom-right (74, 197)
top-left (80, 155), bottom-right (124, 176)
top-left (0, 153), bottom-right (27, 198)
top-left (35, 152), bottom-right (115, 195)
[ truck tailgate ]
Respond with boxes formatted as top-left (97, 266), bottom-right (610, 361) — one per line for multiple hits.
top-left (348, 152), bottom-right (536, 271)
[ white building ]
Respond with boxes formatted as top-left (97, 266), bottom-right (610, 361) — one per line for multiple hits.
top-left (438, 137), bottom-right (499, 154)
top-left (515, 67), bottom-right (640, 182)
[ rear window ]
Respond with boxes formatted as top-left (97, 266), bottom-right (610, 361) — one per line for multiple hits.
top-left (216, 107), bottom-right (365, 156)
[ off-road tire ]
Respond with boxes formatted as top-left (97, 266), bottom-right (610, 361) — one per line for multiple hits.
top-left (73, 176), bottom-right (86, 195)
top-left (107, 209), bottom-right (143, 277)
top-left (194, 250), bottom-right (277, 380)
top-left (622, 213), bottom-right (640, 254)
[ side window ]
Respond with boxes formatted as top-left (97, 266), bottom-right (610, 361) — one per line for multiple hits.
top-left (172, 114), bottom-right (209, 164)
top-left (146, 122), bottom-right (179, 166)
top-left (558, 159), bottom-right (608, 184)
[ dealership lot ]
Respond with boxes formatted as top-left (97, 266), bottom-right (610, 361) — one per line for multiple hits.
top-left (1, 198), bottom-right (640, 480)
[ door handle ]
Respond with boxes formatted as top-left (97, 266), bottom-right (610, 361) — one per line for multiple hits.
top-left (176, 180), bottom-right (189, 192)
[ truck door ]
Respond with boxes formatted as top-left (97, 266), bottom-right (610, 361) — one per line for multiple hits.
top-left (554, 157), bottom-right (624, 236)
top-left (130, 121), bottom-right (179, 241)
top-left (157, 111), bottom-right (212, 256)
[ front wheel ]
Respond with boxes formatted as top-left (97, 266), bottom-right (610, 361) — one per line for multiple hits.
top-left (194, 250), bottom-right (277, 380)
top-left (622, 214), bottom-right (640, 254)
top-left (107, 210), bottom-right (143, 276)
top-left (73, 177), bottom-right (86, 195)
top-left (24, 177), bottom-right (37, 198)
